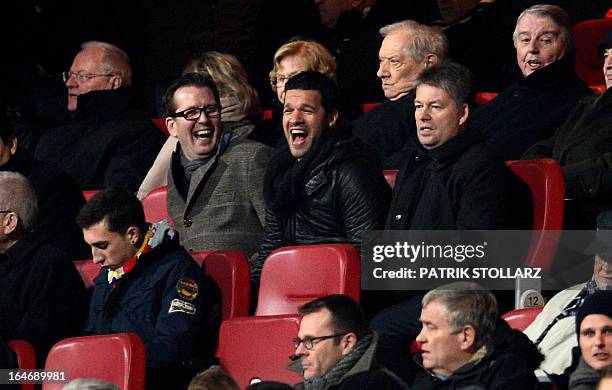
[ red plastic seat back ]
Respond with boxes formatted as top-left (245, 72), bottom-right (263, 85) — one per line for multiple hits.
top-left (217, 315), bottom-right (302, 388)
top-left (191, 251), bottom-right (251, 319)
top-left (151, 118), bottom-right (169, 137)
top-left (82, 190), bottom-right (99, 201)
top-left (573, 18), bottom-right (612, 86)
top-left (506, 159), bottom-right (564, 271)
top-left (255, 244), bottom-right (361, 316)
top-left (502, 306), bottom-right (544, 331)
top-left (383, 169), bottom-right (399, 189)
top-left (475, 92), bottom-right (498, 105)
top-left (43, 333), bottom-right (146, 390)
top-left (8, 340), bottom-right (36, 390)
top-left (361, 102), bottom-right (381, 113)
top-left (73, 260), bottom-right (101, 290)
top-left (141, 186), bottom-right (173, 225)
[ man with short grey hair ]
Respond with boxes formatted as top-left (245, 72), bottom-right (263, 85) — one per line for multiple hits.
top-left (352, 19), bottom-right (448, 168)
top-left (35, 41), bottom-right (164, 191)
top-left (0, 172), bottom-right (87, 363)
top-left (412, 282), bottom-right (542, 389)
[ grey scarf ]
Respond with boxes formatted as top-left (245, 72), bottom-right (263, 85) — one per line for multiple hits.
top-left (302, 333), bottom-right (374, 390)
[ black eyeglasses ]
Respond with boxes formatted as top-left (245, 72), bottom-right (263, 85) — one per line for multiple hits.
top-left (62, 71), bottom-right (116, 83)
top-left (293, 333), bottom-right (347, 350)
top-left (170, 106), bottom-right (221, 121)
top-left (0, 210), bottom-right (14, 213)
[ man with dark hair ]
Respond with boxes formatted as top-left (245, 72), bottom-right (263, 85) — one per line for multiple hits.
top-left (387, 61), bottom-right (523, 229)
top-left (0, 110), bottom-right (88, 259)
top-left (78, 187), bottom-right (218, 389)
top-left (251, 71), bottom-right (390, 285)
top-left (0, 172), bottom-right (87, 363)
top-left (412, 283), bottom-right (542, 389)
top-left (291, 294), bottom-right (408, 389)
top-left (35, 41), bottom-right (165, 191)
top-left (163, 72), bottom-right (270, 256)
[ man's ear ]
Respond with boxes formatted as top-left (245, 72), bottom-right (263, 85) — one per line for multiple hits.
top-left (110, 76), bottom-right (123, 90)
top-left (9, 136), bottom-right (17, 156)
top-left (340, 332), bottom-right (358, 356)
top-left (166, 117), bottom-right (178, 138)
top-left (459, 325), bottom-right (477, 351)
top-left (458, 103), bottom-right (469, 127)
top-left (1, 212), bottom-right (19, 236)
top-left (327, 110), bottom-right (339, 127)
top-left (126, 226), bottom-right (141, 246)
top-left (424, 53), bottom-right (438, 67)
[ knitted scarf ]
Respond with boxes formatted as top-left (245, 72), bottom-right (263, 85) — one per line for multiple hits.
top-left (263, 120), bottom-right (353, 215)
top-left (302, 333), bottom-right (374, 390)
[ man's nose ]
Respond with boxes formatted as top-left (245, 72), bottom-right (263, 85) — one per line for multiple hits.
top-left (527, 39), bottom-right (540, 53)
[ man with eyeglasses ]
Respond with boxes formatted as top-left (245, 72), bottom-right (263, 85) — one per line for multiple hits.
top-left (0, 172), bottom-right (87, 364)
top-left (289, 295), bottom-right (408, 389)
top-left (34, 41), bottom-right (164, 191)
top-left (163, 72), bottom-right (271, 256)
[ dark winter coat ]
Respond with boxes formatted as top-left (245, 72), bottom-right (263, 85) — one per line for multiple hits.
top-left (352, 91), bottom-right (417, 169)
top-left (0, 148), bottom-right (89, 259)
top-left (412, 320), bottom-right (543, 389)
top-left (386, 128), bottom-right (528, 230)
top-left (0, 232), bottom-right (87, 362)
top-left (35, 88), bottom-right (165, 191)
top-left (471, 54), bottom-right (593, 161)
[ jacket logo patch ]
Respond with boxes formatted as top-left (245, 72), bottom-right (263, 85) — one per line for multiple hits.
top-left (168, 298), bottom-right (196, 315)
top-left (176, 278), bottom-right (199, 300)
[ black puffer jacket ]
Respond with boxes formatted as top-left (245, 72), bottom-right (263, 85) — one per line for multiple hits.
top-left (251, 120), bottom-right (391, 283)
top-left (412, 320), bottom-right (543, 390)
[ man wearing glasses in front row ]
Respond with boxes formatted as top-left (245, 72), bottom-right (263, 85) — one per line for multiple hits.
top-left (290, 295), bottom-right (408, 389)
top-left (35, 41), bottom-right (164, 192)
top-left (163, 72), bottom-right (271, 256)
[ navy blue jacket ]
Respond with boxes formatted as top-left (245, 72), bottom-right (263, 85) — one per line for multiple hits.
top-left (83, 234), bottom-right (212, 369)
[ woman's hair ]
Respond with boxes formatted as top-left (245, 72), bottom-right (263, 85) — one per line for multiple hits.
top-left (184, 51), bottom-right (260, 115)
top-left (269, 39), bottom-right (337, 92)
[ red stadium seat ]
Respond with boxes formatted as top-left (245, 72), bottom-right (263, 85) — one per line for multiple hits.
top-left (191, 251), bottom-right (251, 320)
top-left (361, 102), bottom-right (381, 113)
top-left (506, 159), bottom-right (565, 271)
top-left (82, 190), bottom-right (99, 201)
top-left (141, 186), bottom-right (173, 225)
top-left (255, 244), bottom-right (360, 316)
top-left (502, 306), bottom-right (544, 331)
top-left (261, 109), bottom-right (273, 120)
top-left (8, 340), bottom-right (36, 390)
top-left (151, 118), bottom-right (169, 137)
top-left (383, 169), bottom-right (399, 189)
top-left (217, 314), bottom-right (302, 388)
top-left (73, 260), bottom-right (101, 289)
top-left (43, 333), bottom-right (146, 390)
top-left (475, 92), bottom-right (498, 106)
top-left (573, 18), bottom-right (612, 87)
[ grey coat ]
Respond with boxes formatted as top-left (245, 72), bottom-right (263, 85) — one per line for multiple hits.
top-left (167, 126), bottom-right (271, 256)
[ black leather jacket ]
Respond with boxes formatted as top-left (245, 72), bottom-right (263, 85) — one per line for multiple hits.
top-left (251, 122), bottom-right (391, 283)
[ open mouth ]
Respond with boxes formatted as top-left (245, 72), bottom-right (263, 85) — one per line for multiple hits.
top-left (194, 129), bottom-right (213, 139)
top-left (526, 60), bottom-right (541, 69)
top-left (290, 128), bottom-right (308, 145)
top-left (593, 352), bottom-right (610, 361)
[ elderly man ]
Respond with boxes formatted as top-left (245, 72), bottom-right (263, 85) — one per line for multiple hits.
top-left (79, 187), bottom-right (217, 389)
top-left (251, 71), bottom-right (390, 285)
top-left (523, 29), bottom-right (612, 229)
top-left (0, 110), bottom-right (88, 259)
top-left (163, 72), bottom-right (271, 256)
top-left (34, 41), bottom-right (165, 191)
top-left (312, 0), bottom-right (438, 107)
top-left (412, 283), bottom-right (542, 388)
top-left (291, 295), bottom-right (408, 389)
top-left (352, 20), bottom-right (448, 168)
top-left (471, 4), bottom-right (593, 161)
top-left (568, 290), bottom-right (612, 389)
top-left (525, 210), bottom-right (612, 383)
top-left (0, 172), bottom-right (87, 363)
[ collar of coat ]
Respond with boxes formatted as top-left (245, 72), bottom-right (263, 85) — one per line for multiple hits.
top-left (71, 88), bottom-right (135, 123)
